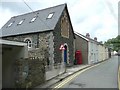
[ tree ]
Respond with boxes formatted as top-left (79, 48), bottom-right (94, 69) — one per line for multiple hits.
top-left (104, 35), bottom-right (120, 52)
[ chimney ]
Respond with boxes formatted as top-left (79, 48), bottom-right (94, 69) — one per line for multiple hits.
top-left (86, 33), bottom-right (90, 38)
top-left (94, 37), bottom-right (97, 41)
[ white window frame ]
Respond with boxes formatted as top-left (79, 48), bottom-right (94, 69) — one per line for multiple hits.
top-left (7, 21), bottom-right (15, 28)
top-left (24, 38), bottom-right (32, 48)
top-left (18, 19), bottom-right (25, 25)
top-left (8, 22), bottom-right (13, 27)
top-left (30, 16), bottom-right (37, 22)
top-left (47, 13), bottom-right (54, 19)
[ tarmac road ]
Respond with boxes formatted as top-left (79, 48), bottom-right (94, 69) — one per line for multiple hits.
top-left (53, 56), bottom-right (119, 89)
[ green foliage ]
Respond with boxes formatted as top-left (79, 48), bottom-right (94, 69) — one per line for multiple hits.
top-left (104, 35), bottom-right (120, 52)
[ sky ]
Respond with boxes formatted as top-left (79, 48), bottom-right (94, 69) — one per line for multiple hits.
top-left (0, 0), bottom-right (119, 42)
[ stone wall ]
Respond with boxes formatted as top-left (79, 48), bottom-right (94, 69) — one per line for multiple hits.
top-left (3, 32), bottom-right (54, 68)
top-left (53, 8), bottom-right (74, 66)
top-left (15, 57), bottom-right (45, 88)
top-left (13, 36), bottom-right (47, 88)
top-left (3, 34), bottom-right (39, 49)
top-left (3, 32), bottom-right (55, 87)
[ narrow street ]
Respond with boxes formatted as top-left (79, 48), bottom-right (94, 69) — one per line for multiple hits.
top-left (52, 56), bottom-right (119, 88)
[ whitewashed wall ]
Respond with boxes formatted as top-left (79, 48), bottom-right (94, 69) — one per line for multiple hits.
top-left (87, 38), bottom-right (110, 65)
top-left (98, 44), bottom-right (103, 62)
top-left (88, 41), bottom-right (99, 64)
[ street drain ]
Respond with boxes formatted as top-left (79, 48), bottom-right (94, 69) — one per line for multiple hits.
top-left (69, 82), bottom-right (86, 88)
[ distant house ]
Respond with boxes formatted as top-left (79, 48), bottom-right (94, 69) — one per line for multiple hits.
top-left (75, 32), bottom-right (89, 64)
top-left (1, 4), bottom-right (75, 88)
top-left (88, 36), bottom-right (99, 64)
top-left (98, 42), bottom-right (104, 62)
top-left (75, 32), bottom-right (109, 65)
top-left (75, 32), bottom-right (99, 64)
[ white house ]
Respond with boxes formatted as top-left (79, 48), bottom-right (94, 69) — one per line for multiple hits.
top-left (85, 33), bottom-right (109, 64)
top-left (85, 33), bottom-right (99, 64)
top-left (98, 43), bottom-right (104, 62)
top-left (75, 32), bottom-right (110, 65)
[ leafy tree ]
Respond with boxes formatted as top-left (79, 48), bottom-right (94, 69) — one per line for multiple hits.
top-left (104, 35), bottom-right (120, 52)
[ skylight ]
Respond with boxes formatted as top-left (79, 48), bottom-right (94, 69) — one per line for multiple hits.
top-left (47, 13), bottom-right (54, 19)
top-left (7, 21), bottom-right (15, 28)
top-left (18, 19), bottom-right (25, 25)
top-left (8, 22), bottom-right (13, 27)
top-left (30, 16), bottom-right (37, 22)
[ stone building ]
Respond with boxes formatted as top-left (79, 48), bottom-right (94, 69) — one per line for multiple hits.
top-left (1, 4), bottom-right (75, 88)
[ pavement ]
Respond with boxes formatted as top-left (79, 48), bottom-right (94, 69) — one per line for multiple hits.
top-left (35, 64), bottom-right (94, 88)
top-left (35, 57), bottom-right (119, 89)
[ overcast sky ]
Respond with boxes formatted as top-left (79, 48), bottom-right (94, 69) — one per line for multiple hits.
top-left (0, 0), bottom-right (119, 42)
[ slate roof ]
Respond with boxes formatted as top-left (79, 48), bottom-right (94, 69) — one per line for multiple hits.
top-left (75, 31), bottom-right (100, 44)
top-left (74, 31), bottom-right (89, 41)
top-left (0, 4), bottom-right (66, 37)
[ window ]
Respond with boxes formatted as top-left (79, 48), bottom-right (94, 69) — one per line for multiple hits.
top-left (8, 23), bottom-right (13, 27)
top-left (24, 38), bottom-right (32, 48)
top-left (47, 13), bottom-right (54, 19)
top-left (8, 22), bottom-right (13, 27)
top-left (30, 16), bottom-right (37, 23)
top-left (7, 21), bottom-right (15, 28)
top-left (18, 19), bottom-right (25, 25)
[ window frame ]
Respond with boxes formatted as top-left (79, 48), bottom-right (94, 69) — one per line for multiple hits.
top-left (47, 12), bottom-right (54, 19)
top-left (17, 19), bottom-right (25, 25)
top-left (8, 23), bottom-right (13, 27)
top-left (24, 38), bottom-right (32, 48)
top-left (30, 16), bottom-right (38, 23)
top-left (7, 21), bottom-right (15, 28)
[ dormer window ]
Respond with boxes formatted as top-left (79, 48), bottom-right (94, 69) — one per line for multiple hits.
top-left (30, 16), bottom-right (37, 23)
top-left (18, 19), bottom-right (25, 25)
top-left (47, 13), bottom-right (54, 19)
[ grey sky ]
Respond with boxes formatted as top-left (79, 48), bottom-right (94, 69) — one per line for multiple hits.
top-left (0, 0), bottom-right (119, 41)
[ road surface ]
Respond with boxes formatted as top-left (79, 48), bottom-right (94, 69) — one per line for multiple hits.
top-left (52, 56), bottom-right (119, 89)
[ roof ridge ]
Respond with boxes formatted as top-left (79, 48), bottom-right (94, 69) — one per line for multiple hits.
top-left (12, 3), bottom-right (66, 18)
top-left (75, 31), bottom-right (89, 41)
top-left (75, 31), bottom-right (99, 42)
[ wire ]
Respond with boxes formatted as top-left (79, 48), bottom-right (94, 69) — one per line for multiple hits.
top-left (22, 0), bottom-right (51, 29)
top-left (22, 0), bottom-right (34, 12)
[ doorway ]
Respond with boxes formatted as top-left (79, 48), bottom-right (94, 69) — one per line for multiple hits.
top-left (64, 45), bottom-right (67, 63)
